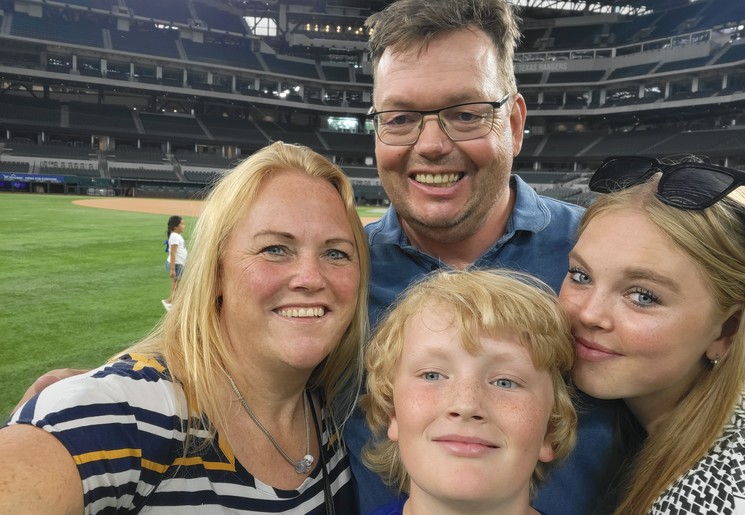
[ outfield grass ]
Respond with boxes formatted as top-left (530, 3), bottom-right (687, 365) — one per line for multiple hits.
top-left (356, 205), bottom-right (388, 222)
top-left (0, 194), bottom-right (197, 418)
top-left (0, 194), bottom-right (387, 418)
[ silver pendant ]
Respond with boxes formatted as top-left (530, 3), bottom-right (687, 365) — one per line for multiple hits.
top-left (295, 454), bottom-right (314, 474)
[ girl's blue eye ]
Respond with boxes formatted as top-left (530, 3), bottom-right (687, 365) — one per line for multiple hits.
top-left (568, 267), bottom-right (591, 285)
top-left (629, 288), bottom-right (660, 307)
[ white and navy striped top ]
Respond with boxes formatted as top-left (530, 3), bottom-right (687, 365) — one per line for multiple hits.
top-left (9, 353), bottom-right (356, 514)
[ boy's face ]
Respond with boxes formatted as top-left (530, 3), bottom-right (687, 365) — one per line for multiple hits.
top-left (388, 304), bottom-right (555, 511)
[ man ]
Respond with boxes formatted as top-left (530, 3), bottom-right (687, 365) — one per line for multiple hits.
top-left (345, 0), bottom-right (615, 513)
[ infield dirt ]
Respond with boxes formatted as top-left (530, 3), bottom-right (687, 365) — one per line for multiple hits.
top-left (73, 197), bottom-right (380, 225)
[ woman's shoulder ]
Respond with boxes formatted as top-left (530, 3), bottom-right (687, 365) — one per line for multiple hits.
top-left (11, 353), bottom-right (186, 426)
top-left (709, 393), bottom-right (745, 472)
top-left (650, 410), bottom-right (745, 514)
top-left (77, 352), bottom-right (176, 391)
top-left (101, 352), bottom-right (173, 381)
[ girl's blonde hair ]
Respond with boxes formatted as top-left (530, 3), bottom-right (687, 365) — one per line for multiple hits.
top-left (361, 269), bottom-right (577, 494)
top-left (118, 141), bottom-right (370, 444)
top-left (579, 178), bottom-right (745, 514)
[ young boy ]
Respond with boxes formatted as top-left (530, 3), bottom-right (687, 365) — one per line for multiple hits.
top-left (362, 270), bottom-right (577, 515)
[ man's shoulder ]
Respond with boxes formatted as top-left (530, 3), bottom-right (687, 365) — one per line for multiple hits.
top-left (529, 183), bottom-right (585, 218)
top-left (365, 207), bottom-right (401, 244)
top-left (539, 194), bottom-right (584, 229)
top-left (512, 175), bottom-right (584, 231)
top-left (364, 215), bottom-right (384, 234)
top-left (536, 191), bottom-right (585, 213)
top-left (526, 192), bottom-right (584, 239)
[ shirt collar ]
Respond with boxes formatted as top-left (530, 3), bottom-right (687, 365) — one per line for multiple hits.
top-left (509, 174), bottom-right (552, 233)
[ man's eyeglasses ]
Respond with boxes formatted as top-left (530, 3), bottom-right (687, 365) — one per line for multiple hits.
top-left (590, 156), bottom-right (745, 210)
top-left (368, 94), bottom-right (512, 146)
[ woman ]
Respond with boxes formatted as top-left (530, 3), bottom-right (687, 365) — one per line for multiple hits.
top-left (163, 214), bottom-right (187, 310)
top-left (559, 156), bottom-right (745, 514)
top-left (1, 141), bottom-right (370, 514)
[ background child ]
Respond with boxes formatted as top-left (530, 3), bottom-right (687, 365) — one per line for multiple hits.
top-left (163, 215), bottom-right (187, 311)
top-left (362, 269), bottom-right (577, 515)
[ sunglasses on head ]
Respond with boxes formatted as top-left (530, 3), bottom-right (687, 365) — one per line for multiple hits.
top-left (589, 156), bottom-right (745, 210)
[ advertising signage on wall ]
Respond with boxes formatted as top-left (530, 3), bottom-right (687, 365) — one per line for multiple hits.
top-left (0, 173), bottom-right (64, 184)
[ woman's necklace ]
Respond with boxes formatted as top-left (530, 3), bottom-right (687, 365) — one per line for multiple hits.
top-left (226, 373), bottom-right (314, 474)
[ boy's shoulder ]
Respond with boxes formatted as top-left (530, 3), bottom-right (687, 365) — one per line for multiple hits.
top-left (369, 499), bottom-right (406, 515)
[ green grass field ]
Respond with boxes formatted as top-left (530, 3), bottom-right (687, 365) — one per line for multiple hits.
top-left (356, 205), bottom-right (388, 221)
top-left (0, 193), bottom-right (386, 418)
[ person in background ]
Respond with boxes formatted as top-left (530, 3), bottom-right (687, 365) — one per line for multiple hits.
top-left (0, 142), bottom-right (369, 514)
top-left (348, 0), bottom-right (615, 512)
top-left (163, 215), bottom-right (187, 311)
top-left (559, 156), bottom-right (745, 514)
top-left (362, 270), bottom-right (577, 515)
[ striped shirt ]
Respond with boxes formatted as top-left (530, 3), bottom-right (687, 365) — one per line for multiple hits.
top-left (9, 354), bottom-right (356, 514)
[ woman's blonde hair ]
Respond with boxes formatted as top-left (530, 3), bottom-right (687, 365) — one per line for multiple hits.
top-left (579, 178), bottom-right (745, 515)
top-left (361, 269), bottom-right (577, 495)
top-left (119, 141), bottom-right (370, 442)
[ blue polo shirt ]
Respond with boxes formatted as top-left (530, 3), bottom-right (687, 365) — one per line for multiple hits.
top-left (346, 175), bottom-right (616, 515)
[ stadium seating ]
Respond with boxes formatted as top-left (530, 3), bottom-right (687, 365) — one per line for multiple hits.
top-left (0, 0), bottom-right (743, 201)
top-left (11, 11), bottom-right (104, 48)
top-left (0, 160), bottom-right (30, 173)
top-left (182, 39), bottom-right (263, 70)
top-left (193, 2), bottom-right (246, 34)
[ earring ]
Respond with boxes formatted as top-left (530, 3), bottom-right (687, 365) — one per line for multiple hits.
top-left (709, 355), bottom-right (720, 368)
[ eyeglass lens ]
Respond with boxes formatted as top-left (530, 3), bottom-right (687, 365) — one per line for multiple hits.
top-left (440, 104), bottom-right (494, 138)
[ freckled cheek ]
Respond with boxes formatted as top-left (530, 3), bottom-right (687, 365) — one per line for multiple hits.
top-left (626, 328), bottom-right (678, 361)
top-left (557, 290), bottom-right (586, 322)
top-left (556, 287), bottom-right (573, 307)
top-left (330, 268), bottom-right (361, 305)
top-left (392, 386), bottom-right (441, 428)
top-left (497, 402), bottom-right (551, 444)
top-left (252, 268), bottom-right (287, 290)
top-left (613, 316), bottom-right (674, 357)
top-left (226, 262), bottom-right (279, 298)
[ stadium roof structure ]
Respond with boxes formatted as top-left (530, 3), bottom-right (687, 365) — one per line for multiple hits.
top-left (516, 0), bottom-right (696, 15)
top-left (328, 0), bottom-right (695, 16)
top-left (235, 0), bottom-right (700, 22)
